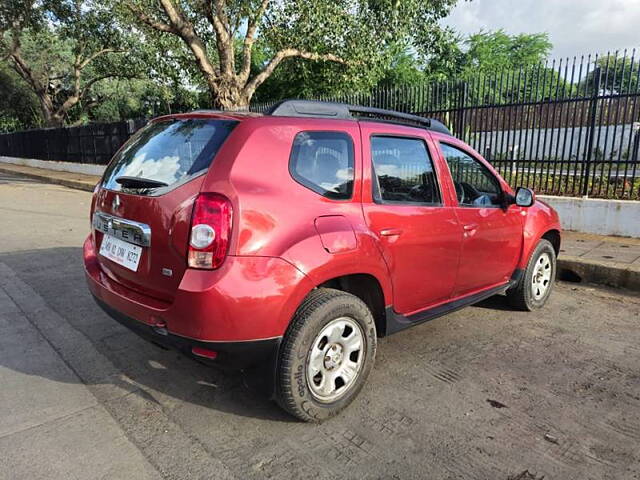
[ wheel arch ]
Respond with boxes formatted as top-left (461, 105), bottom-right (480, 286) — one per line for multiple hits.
top-left (541, 229), bottom-right (561, 256)
top-left (315, 273), bottom-right (388, 337)
top-left (518, 226), bottom-right (561, 269)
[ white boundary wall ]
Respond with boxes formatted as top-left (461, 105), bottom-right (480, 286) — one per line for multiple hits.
top-left (539, 195), bottom-right (640, 238)
top-left (0, 156), bottom-right (106, 176)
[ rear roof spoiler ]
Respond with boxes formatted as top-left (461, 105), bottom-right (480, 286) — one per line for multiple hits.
top-left (266, 99), bottom-right (452, 136)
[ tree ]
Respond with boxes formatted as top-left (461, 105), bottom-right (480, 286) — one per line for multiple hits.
top-left (463, 30), bottom-right (552, 75)
top-left (438, 30), bottom-right (563, 105)
top-left (118, 0), bottom-right (457, 109)
top-left (0, 0), bottom-right (135, 127)
top-left (582, 53), bottom-right (640, 95)
top-left (0, 62), bottom-right (40, 132)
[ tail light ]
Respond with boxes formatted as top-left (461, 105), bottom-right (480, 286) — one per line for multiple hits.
top-left (188, 193), bottom-right (232, 269)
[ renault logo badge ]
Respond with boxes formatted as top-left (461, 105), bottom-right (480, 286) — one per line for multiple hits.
top-left (112, 195), bottom-right (121, 211)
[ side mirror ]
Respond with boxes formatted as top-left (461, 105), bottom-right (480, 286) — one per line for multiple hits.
top-left (514, 187), bottom-right (535, 207)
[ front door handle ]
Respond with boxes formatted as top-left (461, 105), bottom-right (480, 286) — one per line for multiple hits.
top-left (379, 228), bottom-right (403, 237)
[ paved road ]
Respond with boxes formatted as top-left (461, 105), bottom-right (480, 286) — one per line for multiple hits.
top-left (1, 172), bottom-right (640, 480)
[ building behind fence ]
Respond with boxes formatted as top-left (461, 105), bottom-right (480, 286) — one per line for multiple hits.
top-left (1, 50), bottom-right (639, 200)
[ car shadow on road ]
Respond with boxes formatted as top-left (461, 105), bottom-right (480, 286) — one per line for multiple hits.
top-left (0, 247), bottom-right (297, 423)
top-left (474, 294), bottom-right (517, 311)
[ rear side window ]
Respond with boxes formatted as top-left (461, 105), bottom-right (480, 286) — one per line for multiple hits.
top-left (102, 119), bottom-right (237, 193)
top-left (289, 131), bottom-right (354, 200)
top-left (371, 136), bottom-right (440, 205)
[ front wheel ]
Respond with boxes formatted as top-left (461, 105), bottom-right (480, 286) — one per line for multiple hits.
top-left (507, 238), bottom-right (557, 311)
top-left (276, 288), bottom-right (377, 422)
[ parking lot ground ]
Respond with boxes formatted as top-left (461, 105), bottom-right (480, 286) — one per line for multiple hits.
top-left (1, 173), bottom-right (640, 480)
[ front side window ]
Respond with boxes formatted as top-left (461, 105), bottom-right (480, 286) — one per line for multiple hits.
top-left (371, 136), bottom-right (440, 205)
top-left (289, 131), bottom-right (354, 200)
top-left (440, 143), bottom-right (502, 207)
top-left (102, 119), bottom-right (237, 193)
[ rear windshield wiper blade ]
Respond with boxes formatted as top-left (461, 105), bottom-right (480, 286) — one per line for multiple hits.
top-left (115, 176), bottom-right (168, 189)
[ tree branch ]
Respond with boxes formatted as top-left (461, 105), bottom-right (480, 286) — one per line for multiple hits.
top-left (127, 4), bottom-right (176, 33)
top-left (7, 30), bottom-right (46, 96)
top-left (78, 48), bottom-right (125, 70)
top-left (80, 74), bottom-right (118, 99)
top-left (152, 0), bottom-right (221, 82)
top-left (245, 48), bottom-right (346, 95)
top-left (239, 0), bottom-right (269, 81)
top-left (202, 0), bottom-right (233, 75)
top-left (56, 74), bottom-right (115, 116)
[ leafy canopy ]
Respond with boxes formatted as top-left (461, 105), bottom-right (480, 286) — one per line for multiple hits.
top-left (115, 0), bottom-right (458, 108)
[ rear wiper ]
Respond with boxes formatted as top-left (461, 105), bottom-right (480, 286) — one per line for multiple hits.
top-left (115, 176), bottom-right (168, 189)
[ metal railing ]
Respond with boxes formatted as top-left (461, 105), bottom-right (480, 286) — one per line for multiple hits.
top-left (253, 50), bottom-right (640, 200)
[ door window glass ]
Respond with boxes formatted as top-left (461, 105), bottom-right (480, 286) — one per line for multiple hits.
top-left (440, 143), bottom-right (502, 207)
top-left (371, 136), bottom-right (440, 205)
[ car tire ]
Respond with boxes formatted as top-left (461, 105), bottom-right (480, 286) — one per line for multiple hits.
top-left (276, 288), bottom-right (377, 422)
top-left (507, 238), bottom-right (557, 311)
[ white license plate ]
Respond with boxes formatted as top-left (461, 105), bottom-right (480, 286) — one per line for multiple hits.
top-left (99, 234), bottom-right (142, 272)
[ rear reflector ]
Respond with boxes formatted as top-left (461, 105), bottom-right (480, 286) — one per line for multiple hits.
top-left (192, 346), bottom-right (218, 359)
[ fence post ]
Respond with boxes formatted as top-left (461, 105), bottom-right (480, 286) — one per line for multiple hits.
top-left (582, 67), bottom-right (601, 197)
top-left (126, 119), bottom-right (136, 135)
top-left (456, 82), bottom-right (468, 140)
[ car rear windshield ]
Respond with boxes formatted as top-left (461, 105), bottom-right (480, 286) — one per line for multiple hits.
top-left (102, 118), bottom-right (238, 193)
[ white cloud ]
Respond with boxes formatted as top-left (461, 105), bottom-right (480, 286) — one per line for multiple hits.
top-left (442, 0), bottom-right (640, 59)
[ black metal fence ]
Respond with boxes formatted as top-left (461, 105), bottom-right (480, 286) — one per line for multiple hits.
top-left (254, 50), bottom-right (640, 200)
top-left (0, 119), bottom-right (146, 165)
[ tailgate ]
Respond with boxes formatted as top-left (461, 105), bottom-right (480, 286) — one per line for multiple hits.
top-left (91, 117), bottom-right (238, 302)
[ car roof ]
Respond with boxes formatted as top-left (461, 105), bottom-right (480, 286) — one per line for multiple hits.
top-left (151, 100), bottom-right (453, 137)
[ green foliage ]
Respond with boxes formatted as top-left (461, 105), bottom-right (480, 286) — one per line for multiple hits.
top-left (416, 29), bottom-right (562, 106)
top-left (581, 54), bottom-right (640, 95)
top-left (463, 30), bottom-right (552, 75)
top-left (0, 1), bottom-right (579, 128)
top-left (114, 0), bottom-right (458, 107)
top-left (255, 28), bottom-right (558, 104)
top-left (1, 0), bottom-right (148, 126)
top-left (0, 63), bottom-right (40, 132)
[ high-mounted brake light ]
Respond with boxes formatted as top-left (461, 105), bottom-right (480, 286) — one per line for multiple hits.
top-left (188, 193), bottom-right (232, 269)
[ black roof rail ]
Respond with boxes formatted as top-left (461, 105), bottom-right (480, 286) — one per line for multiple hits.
top-left (266, 99), bottom-right (452, 135)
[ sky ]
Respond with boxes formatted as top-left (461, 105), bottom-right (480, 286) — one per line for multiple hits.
top-left (442, 0), bottom-right (640, 60)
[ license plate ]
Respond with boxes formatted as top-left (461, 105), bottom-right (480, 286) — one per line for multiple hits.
top-left (99, 234), bottom-right (142, 272)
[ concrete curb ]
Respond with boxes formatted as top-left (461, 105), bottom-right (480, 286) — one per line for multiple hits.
top-left (0, 155), bottom-right (106, 176)
top-left (0, 166), bottom-right (96, 192)
top-left (558, 256), bottom-right (640, 292)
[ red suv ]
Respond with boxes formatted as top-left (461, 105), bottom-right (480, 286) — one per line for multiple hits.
top-left (84, 100), bottom-right (561, 422)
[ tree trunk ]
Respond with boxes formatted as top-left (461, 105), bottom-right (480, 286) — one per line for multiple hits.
top-left (36, 94), bottom-right (65, 128)
top-left (209, 77), bottom-right (251, 111)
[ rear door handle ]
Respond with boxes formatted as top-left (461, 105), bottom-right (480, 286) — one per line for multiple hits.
top-left (379, 228), bottom-right (403, 237)
top-left (463, 223), bottom-right (478, 231)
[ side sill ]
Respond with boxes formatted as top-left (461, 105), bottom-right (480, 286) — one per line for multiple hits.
top-left (384, 269), bottom-right (523, 336)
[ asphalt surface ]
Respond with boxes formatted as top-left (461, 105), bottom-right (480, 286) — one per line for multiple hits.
top-left (1, 171), bottom-right (639, 480)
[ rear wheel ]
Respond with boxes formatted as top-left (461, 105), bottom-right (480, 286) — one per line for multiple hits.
top-left (507, 239), bottom-right (556, 311)
top-left (276, 288), bottom-right (377, 422)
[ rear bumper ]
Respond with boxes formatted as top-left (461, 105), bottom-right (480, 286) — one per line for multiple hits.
top-left (83, 234), bottom-right (314, 368)
top-left (93, 295), bottom-right (280, 369)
